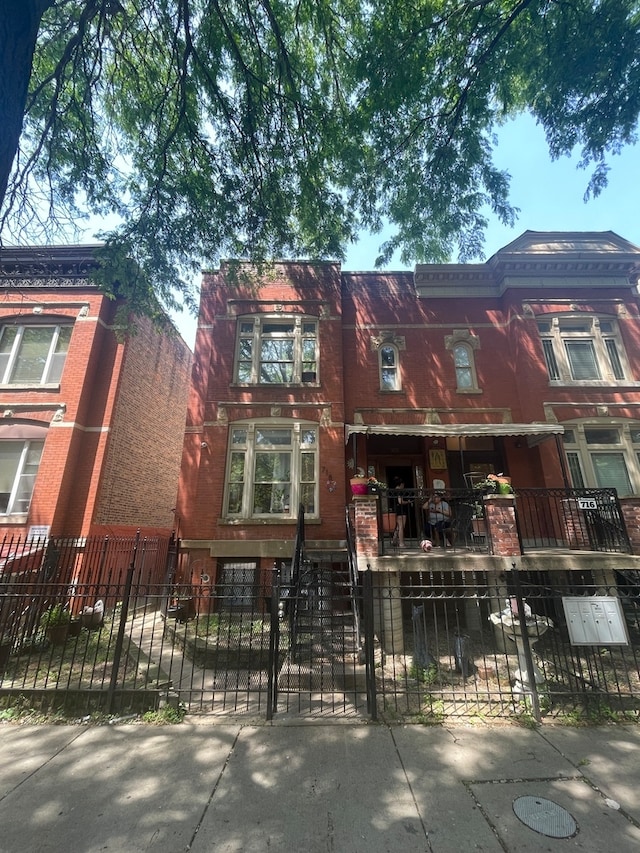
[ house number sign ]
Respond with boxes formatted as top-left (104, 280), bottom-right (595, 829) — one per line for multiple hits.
top-left (577, 498), bottom-right (598, 510)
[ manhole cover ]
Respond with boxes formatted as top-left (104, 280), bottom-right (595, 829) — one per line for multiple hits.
top-left (513, 796), bottom-right (578, 838)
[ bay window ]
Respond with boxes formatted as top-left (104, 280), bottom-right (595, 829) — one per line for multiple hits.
top-left (226, 423), bottom-right (317, 518)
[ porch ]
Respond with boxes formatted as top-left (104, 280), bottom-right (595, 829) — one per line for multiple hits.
top-left (352, 486), bottom-right (638, 564)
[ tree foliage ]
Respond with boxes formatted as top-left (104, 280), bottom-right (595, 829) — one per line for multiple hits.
top-left (1, 0), bottom-right (639, 315)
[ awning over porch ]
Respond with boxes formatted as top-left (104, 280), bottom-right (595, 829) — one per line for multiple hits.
top-left (345, 422), bottom-right (564, 444)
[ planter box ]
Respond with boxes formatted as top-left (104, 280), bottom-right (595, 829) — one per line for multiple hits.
top-left (382, 512), bottom-right (397, 534)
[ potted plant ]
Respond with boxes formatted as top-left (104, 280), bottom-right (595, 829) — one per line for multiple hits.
top-left (166, 585), bottom-right (196, 622)
top-left (473, 473), bottom-right (513, 495)
top-left (349, 468), bottom-right (368, 496)
top-left (367, 476), bottom-right (387, 495)
top-left (80, 599), bottom-right (104, 630)
top-left (40, 604), bottom-right (72, 645)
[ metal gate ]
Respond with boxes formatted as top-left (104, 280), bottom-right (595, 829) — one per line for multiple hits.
top-left (266, 555), bottom-right (369, 719)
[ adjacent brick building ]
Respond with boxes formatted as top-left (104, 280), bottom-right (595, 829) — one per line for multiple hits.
top-left (0, 245), bottom-right (192, 538)
top-left (176, 232), bottom-right (640, 588)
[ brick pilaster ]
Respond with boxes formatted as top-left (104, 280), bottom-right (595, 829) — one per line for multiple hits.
top-left (619, 497), bottom-right (640, 554)
top-left (484, 495), bottom-right (521, 557)
top-left (352, 495), bottom-right (379, 559)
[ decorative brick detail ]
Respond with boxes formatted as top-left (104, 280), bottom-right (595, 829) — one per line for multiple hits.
top-left (484, 496), bottom-right (521, 557)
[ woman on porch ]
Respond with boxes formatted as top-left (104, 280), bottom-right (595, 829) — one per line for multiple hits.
top-left (423, 492), bottom-right (452, 547)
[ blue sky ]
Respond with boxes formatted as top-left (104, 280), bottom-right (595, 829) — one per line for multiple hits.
top-left (171, 112), bottom-right (640, 347)
top-left (344, 112), bottom-right (640, 271)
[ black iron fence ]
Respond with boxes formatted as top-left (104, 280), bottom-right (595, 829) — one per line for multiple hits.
top-left (367, 565), bottom-right (640, 723)
top-left (2, 558), bottom-right (639, 723)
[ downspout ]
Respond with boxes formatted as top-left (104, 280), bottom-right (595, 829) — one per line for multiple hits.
top-left (555, 434), bottom-right (570, 488)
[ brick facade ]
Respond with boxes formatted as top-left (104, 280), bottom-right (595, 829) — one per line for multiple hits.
top-left (177, 232), bottom-right (640, 575)
top-left (0, 245), bottom-right (191, 537)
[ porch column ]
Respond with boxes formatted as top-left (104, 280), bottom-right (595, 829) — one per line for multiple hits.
top-left (484, 495), bottom-right (521, 556)
top-left (352, 494), bottom-right (379, 562)
top-left (372, 569), bottom-right (404, 655)
top-left (619, 497), bottom-right (640, 554)
top-left (486, 570), bottom-right (510, 653)
top-left (352, 495), bottom-right (404, 653)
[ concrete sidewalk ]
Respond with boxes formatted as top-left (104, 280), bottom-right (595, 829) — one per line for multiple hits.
top-left (0, 720), bottom-right (639, 852)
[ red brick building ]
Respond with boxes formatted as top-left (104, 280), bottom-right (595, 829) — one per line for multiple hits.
top-left (176, 232), bottom-right (640, 587)
top-left (0, 245), bottom-right (192, 538)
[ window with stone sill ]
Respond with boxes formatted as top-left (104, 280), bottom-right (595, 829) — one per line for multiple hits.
top-left (452, 342), bottom-right (479, 391)
top-left (0, 324), bottom-right (72, 386)
top-left (538, 316), bottom-right (629, 385)
top-left (225, 422), bottom-right (317, 519)
top-left (562, 422), bottom-right (640, 496)
top-left (234, 315), bottom-right (318, 385)
top-left (445, 330), bottom-right (480, 392)
top-left (379, 344), bottom-right (401, 390)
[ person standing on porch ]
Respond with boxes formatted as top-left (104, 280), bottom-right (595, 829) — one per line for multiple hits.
top-left (391, 477), bottom-right (409, 546)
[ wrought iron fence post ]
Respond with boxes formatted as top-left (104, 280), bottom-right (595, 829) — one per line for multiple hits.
top-left (512, 566), bottom-right (542, 723)
top-left (107, 532), bottom-right (139, 714)
top-left (161, 532), bottom-right (179, 615)
top-left (266, 562), bottom-right (281, 721)
top-left (362, 566), bottom-right (377, 721)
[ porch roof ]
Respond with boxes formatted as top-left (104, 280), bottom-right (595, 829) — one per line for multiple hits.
top-left (345, 422), bottom-right (564, 443)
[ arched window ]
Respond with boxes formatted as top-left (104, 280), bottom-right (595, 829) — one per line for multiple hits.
top-left (453, 343), bottom-right (475, 389)
top-left (379, 344), bottom-right (400, 391)
top-left (445, 330), bottom-right (480, 392)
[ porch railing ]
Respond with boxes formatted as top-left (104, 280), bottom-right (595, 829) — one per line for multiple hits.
top-left (373, 487), bottom-right (632, 555)
top-left (514, 488), bottom-right (631, 553)
top-left (376, 488), bottom-right (486, 554)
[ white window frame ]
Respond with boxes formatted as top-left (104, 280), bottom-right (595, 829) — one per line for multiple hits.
top-left (224, 421), bottom-right (318, 519)
top-left (234, 315), bottom-right (318, 385)
top-left (445, 329), bottom-right (481, 393)
top-left (0, 324), bottom-right (72, 386)
top-left (562, 421), bottom-right (640, 496)
top-left (378, 343), bottom-right (401, 391)
top-left (452, 342), bottom-right (479, 391)
top-left (538, 315), bottom-right (630, 386)
top-left (0, 439), bottom-right (44, 516)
